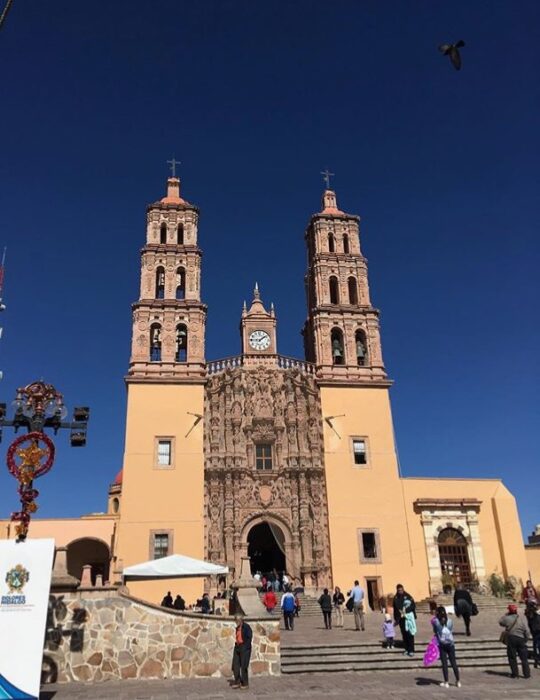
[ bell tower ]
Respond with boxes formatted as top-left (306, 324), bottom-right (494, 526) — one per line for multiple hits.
top-left (127, 176), bottom-right (207, 382)
top-left (302, 187), bottom-right (389, 385)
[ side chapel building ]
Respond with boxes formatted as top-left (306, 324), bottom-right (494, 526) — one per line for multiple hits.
top-left (2, 175), bottom-right (532, 605)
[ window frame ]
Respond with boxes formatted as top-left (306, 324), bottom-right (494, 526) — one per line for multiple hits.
top-left (255, 443), bottom-right (274, 471)
top-left (350, 436), bottom-right (369, 468)
top-left (149, 529), bottom-right (174, 560)
top-left (357, 528), bottom-right (382, 564)
top-left (154, 436), bottom-right (175, 469)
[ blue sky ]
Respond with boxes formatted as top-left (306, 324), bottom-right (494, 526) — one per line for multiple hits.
top-left (0, 1), bottom-right (538, 539)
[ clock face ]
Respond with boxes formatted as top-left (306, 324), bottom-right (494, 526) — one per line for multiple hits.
top-left (249, 330), bottom-right (271, 351)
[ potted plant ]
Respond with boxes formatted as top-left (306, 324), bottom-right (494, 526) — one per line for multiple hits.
top-left (441, 573), bottom-right (454, 594)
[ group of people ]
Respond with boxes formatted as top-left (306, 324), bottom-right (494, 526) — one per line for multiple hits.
top-left (255, 569), bottom-right (293, 593)
top-left (160, 590), bottom-right (213, 613)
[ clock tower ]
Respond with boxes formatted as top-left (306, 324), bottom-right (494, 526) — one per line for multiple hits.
top-left (240, 284), bottom-right (277, 363)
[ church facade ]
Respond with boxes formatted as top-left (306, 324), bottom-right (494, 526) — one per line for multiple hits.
top-left (3, 175), bottom-right (527, 605)
top-left (109, 175), bottom-right (529, 605)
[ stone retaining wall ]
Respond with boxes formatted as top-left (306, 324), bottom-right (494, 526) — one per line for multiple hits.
top-left (43, 591), bottom-right (280, 683)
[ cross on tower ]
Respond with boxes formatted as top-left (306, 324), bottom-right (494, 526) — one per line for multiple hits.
top-left (320, 168), bottom-right (335, 190)
top-left (167, 157), bottom-right (182, 177)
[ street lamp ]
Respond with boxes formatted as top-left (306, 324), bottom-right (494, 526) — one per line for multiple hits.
top-left (0, 380), bottom-right (90, 540)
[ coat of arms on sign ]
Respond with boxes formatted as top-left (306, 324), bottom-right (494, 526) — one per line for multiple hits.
top-left (5, 564), bottom-right (30, 593)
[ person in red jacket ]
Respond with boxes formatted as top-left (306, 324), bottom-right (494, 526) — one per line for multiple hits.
top-left (263, 588), bottom-right (277, 613)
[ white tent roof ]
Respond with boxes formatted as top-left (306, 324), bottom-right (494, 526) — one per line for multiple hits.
top-left (123, 554), bottom-right (229, 580)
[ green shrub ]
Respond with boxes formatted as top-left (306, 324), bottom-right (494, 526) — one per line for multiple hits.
top-left (488, 573), bottom-right (506, 598)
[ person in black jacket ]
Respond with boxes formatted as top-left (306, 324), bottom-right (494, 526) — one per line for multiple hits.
top-left (160, 591), bottom-right (173, 608)
top-left (173, 594), bottom-right (185, 611)
top-left (454, 585), bottom-right (474, 636)
top-left (231, 614), bottom-right (253, 689)
top-left (318, 588), bottom-right (333, 629)
top-left (392, 584), bottom-right (417, 656)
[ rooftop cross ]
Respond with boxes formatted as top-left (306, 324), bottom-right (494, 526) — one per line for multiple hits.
top-left (320, 168), bottom-right (335, 190)
top-left (167, 157), bottom-right (182, 178)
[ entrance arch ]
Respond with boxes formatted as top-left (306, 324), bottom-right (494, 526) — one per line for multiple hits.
top-left (438, 528), bottom-right (472, 588)
top-left (247, 522), bottom-right (286, 576)
top-left (67, 537), bottom-right (110, 585)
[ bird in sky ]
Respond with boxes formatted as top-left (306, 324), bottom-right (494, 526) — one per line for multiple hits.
top-left (439, 40), bottom-right (466, 70)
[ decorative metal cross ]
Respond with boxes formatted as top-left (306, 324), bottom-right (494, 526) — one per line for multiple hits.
top-left (167, 157), bottom-right (181, 177)
top-left (320, 168), bottom-right (335, 189)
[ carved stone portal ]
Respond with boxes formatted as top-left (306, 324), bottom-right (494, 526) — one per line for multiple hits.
top-left (204, 366), bottom-right (332, 589)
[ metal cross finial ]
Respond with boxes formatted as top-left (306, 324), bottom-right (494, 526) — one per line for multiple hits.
top-left (167, 157), bottom-right (182, 177)
top-left (320, 168), bottom-right (335, 190)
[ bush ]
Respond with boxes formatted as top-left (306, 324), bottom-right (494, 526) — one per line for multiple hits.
top-left (504, 576), bottom-right (522, 600)
top-left (488, 573), bottom-right (506, 598)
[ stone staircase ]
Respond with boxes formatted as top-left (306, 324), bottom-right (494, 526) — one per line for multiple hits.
top-left (260, 591), bottom-right (323, 616)
top-left (281, 637), bottom-right (518, 674)
top-left (416, 594), bottom-right (512, 614)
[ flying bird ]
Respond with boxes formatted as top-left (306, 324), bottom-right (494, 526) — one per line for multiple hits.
top-left (439, 40), bottom-right (465, 70)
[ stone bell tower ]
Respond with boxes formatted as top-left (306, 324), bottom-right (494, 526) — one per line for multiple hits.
top-left (302, 187), bottom-right (389, 384)
top-left (240, 284), bottom-right (277, 363)
top-left (127, 176), bottom-right (207, 381)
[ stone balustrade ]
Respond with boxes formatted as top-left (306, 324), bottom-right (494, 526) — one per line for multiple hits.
top-left (207, 354), bottom-right (315, 375)
top-left (43, 590), bottom-right (280, 684)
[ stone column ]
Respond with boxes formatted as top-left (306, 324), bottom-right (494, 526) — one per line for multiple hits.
top-left (466, 511), bottom-right (486, 583)
top-left (419, 515), bottom-right (443, 595)
top-left (50, 546), bottom-right (79, 592)
top-left (80, 564), bottom-right (92, 588)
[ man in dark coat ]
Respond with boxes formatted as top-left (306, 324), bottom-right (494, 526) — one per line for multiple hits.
top-left (231, 614), bottom-right (253, 689)
top-left (454, 585), bottom-right (474, 636)
top-left (392, 584), bottom-right (417, 656)
top-left (160, 591), bottom-right (173, 608)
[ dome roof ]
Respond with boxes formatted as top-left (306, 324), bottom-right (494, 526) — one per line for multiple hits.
top-left (113, 469), bottom-right (123, 485)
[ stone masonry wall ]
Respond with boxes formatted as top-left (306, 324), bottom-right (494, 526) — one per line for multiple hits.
top-left (43, 591), bottom-right (280, 683)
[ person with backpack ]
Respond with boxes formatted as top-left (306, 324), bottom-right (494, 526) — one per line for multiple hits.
top-left (432, 606), bottom-right (461, 688)
top-left (499, 603), bottom-right (531, 679)
top-left (281, 587), bottom-right (296, 631)
top-left (318, 588), bottom-right (333, 629)
top-left (453, 585), bottom-right (475, 636)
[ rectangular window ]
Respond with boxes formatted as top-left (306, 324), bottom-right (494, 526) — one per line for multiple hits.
top-left (352, 439), bottom-right (367, 465)
top-left (155, 437), bottom-right (174, 468)
top-left (255, 444), bottom-right (273, 470)
top-left (358, 529), bottom-right (382, 563)
top-left (153, 533), bottom-right (169, 559)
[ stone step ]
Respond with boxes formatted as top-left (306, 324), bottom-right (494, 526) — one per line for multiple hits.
top-left (281, 658), bottom-right (510, 674)
top-left (283, 642), bottom-right (506, 657)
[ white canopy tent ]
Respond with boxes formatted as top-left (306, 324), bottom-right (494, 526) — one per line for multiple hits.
top-left (122, 554), bottom-right (229, 581)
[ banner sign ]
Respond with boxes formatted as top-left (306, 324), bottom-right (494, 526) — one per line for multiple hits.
top-left (0, 539), bottom-right (55, 699)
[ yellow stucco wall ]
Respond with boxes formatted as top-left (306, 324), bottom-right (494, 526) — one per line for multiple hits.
top-left (525, 547), bottom-right (540, 585)
top-left (0, 516), bottom-right (116, 547)
top-left (116, 382), bottom-right (206, 605)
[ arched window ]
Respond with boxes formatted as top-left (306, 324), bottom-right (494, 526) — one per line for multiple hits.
top-left (328, 233), bottom-right (335, 253)
top-left (348, 276), bottom-right (358, 305)
top-left (343, 233), bottom-right (350, 254)
top-left (176, 324), bottom-right (187, 362)
top-left (355, 329), bottom-right (368, 366)
top-left (177, 223), bottom-right (184, 245)
top-left (160, 223), bottom-right (167, 244)
top-left (331, 328), bottom-right (345, 365)
top-left (111, 498), bottom-right (119, 514)
top-left (150, 323), bottom-right (162, 362)
top-left (155, 266), bottom-right (165, 299)
top-left (329, 276), bottom-right (340, 304)
top-left (176, 267), bottom-right (185, 300)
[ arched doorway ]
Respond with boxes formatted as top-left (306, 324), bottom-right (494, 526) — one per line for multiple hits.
top-left (67, 538), bottom-right (110, 586)
top-left (247, 522), bottom-right (286, 576)
top-left (438, 528), bottom-right (472, 588)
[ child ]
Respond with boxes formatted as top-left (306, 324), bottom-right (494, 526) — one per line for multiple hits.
top-left (383, 612), bottom-right (396, 648)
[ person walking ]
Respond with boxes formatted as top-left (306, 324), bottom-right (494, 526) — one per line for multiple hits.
top-left (393, 584), bottom-right (416, 657)
top-left (499, 603), bottom-right (531, 679)
top-left (525, 602), bottom-right (540, 668)
top-left (522, 580), bottom-right (538, 606)
top-left (349, 580), bottom-right (365, 631)
top-left (281, 587), bottom-right (296, 631)
top-left (333, 586), bottom-right (345, 628)
top-left (432, 606), bottom-right (461, 688)
top-left (318, 588), bottom-right (333, 629)
top-left (231, 614), bottom-right (252, 690)
top-left (263, 588), bottom-right (277, 614)
top-left (454, 585), bottom-right (474, 636)
top-left (382, 613), bottom-right (396, 649)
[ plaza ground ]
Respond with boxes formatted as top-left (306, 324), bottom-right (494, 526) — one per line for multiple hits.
top-left (42, 607), bottom-right (540, 699)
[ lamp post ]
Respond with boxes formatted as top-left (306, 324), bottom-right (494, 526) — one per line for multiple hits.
top-left (0, 380), bottom-right (89, 541)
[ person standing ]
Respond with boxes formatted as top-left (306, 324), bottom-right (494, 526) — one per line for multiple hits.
top-left (231, 614), bottom-right (252, 690)
top-left (263, 588), bottom-right (277, 614)
top-left (454, 585), bottom-right (474, 636)
top-left (333, 586), bottom-right (345, 628)
top-left (318, 588), bottom-right (333, 629)
top-left (173, 594), bottom-right (185, 611)
top-left (160, 591), bottom-right (173, 608)
top-left (432, 606), bottom-right (461, 688)
top-left (525, 603), bottom-right (540, 668)
top-left (281, 587), bottom-right (296, 631)
top-left (522, 580), bottom-right (538, 606)
top-left (349, 580), bottom-right (365, 631)
top-left (499, 604), bottom-right (531, 679)
top-left (393, 584), bottom-right (416, 657)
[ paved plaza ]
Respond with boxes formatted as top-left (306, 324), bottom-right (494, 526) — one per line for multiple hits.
top-left (41, 668), bottom-right (540, 700)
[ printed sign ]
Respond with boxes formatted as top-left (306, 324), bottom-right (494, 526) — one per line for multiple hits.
top-left (0, 538), bottom-right (55, 699)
